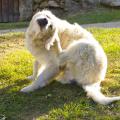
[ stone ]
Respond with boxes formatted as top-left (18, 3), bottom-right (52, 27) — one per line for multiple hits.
top-left (34, 0), bottom-right (43, 3)
top-left (60, 0), bottom-right (65, 8)
top-left (48, 0), bottom-right (60, 8)
top-left (33, 4), bottom-right (40, 11)
top-left (80, 0), bottom-right (100, 8)
top-left (40, 1), bottom-right (48, 8)
top-left (88, 0), bottom-right (100, 4)
top-left (72, 0), bottom-right (100, 4)
top-left (65, 0), bottom-right (81, 13)
top-left (101, 0), bottom-right (120, 7)
top-left (19, 0), bottom-right (33, 21)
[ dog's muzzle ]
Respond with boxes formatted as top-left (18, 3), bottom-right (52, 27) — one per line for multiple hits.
top-left (37, 18), bottom-right (48, 28)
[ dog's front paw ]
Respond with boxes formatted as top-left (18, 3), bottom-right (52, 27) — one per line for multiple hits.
top-left (45, 38), bottom-right (54, 51)
top-left (27, 75), bottom-right (35, 81)
top-left (20, 85), bottom-right (35, 93)
top-left (45, 43), bottom-right (51, 51)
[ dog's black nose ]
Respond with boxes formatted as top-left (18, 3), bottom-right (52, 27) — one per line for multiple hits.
top-left (37, 18), bottom-right (48, 27)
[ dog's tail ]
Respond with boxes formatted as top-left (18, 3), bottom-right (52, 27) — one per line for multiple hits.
top-left (83, 83), bottom-right (120, 105)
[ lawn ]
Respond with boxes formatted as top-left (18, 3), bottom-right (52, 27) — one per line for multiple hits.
top-left (67, 8), bottom-right (120, 24)
top-left (0, 28), bottom-right (120, 120)
top-left (0, 22), bottom-right (29, 30)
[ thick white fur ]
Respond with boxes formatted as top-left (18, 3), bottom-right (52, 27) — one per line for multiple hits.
top-left (21, 10), bottom-right (120, 105)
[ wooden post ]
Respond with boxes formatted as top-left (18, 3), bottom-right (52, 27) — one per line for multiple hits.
top-left (13, 0), bottom-right (19, 22)
top-left (2, 0), bottom-right (9, 22)
top-left (0, 0), bottom-right (2, 22)
top-left (8, 0), bottom-right (14, 22)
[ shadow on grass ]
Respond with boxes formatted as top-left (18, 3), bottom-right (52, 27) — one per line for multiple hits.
top-left (0, 79), bottom-right (95, 120)
top-left (0, 79), bottom-right (29, 95)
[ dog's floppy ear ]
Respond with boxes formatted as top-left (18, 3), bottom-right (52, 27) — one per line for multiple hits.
top-left (26, 19), bottom-right (36, 39)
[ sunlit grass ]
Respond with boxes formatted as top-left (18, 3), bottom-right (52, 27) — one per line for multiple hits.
top-left (0, 28), bottom-right (120, 120)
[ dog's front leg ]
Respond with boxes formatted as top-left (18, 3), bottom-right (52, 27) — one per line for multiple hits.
top-left (21, 64), bottom-right (59, 93)
top-left (27, 60), bottom-right (39, 80)
top-left (45, 28), bottom-right (62, 53)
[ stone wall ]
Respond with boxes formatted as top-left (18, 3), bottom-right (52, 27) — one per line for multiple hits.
top-left (33, 0), bottom-right (100, 16)
top-left (33, 0), bottom-right (65, 10)
top-left (19, 0), bottom-right (101, 20)
top-left (101, 0), bottom-right (120, 7)
top-left (19, 0), bottom-right (33, 21)
top-left (33, 0), bottom-right (65, 17)
top-left (19, 0), bottom-right (120, 21)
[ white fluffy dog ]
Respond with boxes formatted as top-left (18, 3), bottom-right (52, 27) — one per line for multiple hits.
top-left (21, 10), bottom-right (120, 105)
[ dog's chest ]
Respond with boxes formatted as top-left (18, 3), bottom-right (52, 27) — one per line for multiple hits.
top-left (28, 38), bottom-right (59, 61)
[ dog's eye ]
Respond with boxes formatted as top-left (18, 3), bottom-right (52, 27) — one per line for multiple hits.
top-left (46, 15), bottom-right (50, 19)
top-left (49, 25), bottom-right (53, 29)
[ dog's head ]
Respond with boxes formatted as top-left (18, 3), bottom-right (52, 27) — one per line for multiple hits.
top-left (27, 10), bottom-right (57, 37)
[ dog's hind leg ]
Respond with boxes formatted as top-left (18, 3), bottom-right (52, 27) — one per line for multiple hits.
top-left (83, 82), bottom-right (120, 105)
top-left (58, 64), bottom-right (74, 84)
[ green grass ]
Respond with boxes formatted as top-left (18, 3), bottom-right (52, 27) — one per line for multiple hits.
top-left (67, 9), bottom-right (120, 24)
top-left (0, 22), bottom-right (29, 30)
top-left (0, 28), bottom-right (120, 120)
